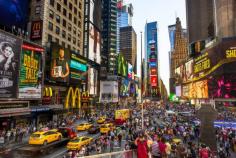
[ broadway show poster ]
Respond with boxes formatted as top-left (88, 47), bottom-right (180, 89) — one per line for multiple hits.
top-left (0, 30), bottom-right (22, 98)
top-left (18, 43), bottom-right (43, 99)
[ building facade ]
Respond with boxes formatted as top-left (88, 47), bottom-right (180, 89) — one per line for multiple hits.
top-left (101, 0), bottom-right (117, 75)
top-left (169, 18), bottom-right (188, 94)
top-left (120, 26), bottom-right (137, 73)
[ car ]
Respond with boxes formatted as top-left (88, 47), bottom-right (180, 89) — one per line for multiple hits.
top-left (88, 125), bottom-right (100, 134)
top-left (57, 127), bottom-right (77, 139)
top-left (100, 123), bottom-right (115, 134)
top-left (76, 123), bottom-right (92, 131)
top-left (97, 116), bottom-right (106, 124)
top-left (28, 130), bottom-right (62, 145)
top-left (66, 136), bottom-right (93, 150)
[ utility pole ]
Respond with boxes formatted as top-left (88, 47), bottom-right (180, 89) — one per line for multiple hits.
top-left (140, 31), bottom-right (144, 129)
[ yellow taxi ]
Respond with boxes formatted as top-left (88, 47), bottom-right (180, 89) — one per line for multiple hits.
top-left (76, 123), bottom-right (92, 131)
top-left (100, 123), bottom-right (115, 134)
top-left (28, 130), bottom-right (62, 145)
top-left (97, 116), bottom-right (106, 124)
top-left (67, 136), bottom-right (93, 150)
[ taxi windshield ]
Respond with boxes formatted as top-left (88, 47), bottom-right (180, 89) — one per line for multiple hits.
top-left (70, 138), bottom-right (82, 143)
top-left (31, 134), bottom-right (41, 138)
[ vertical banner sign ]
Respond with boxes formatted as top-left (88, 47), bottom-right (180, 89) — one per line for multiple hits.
top-left (0, 30), bottom-right (22, 98)
top-left (30, 21), bottom-right (42, 40)
top-left (18, 43), bottom-right (43, 99)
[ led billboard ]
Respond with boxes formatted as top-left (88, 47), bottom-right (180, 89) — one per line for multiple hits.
top-left (89, 23), bottom-right (101, 64)
top-left (50, 43), bottom-right (70, 83)
top-left (151, 76), bottom-right (157, 87)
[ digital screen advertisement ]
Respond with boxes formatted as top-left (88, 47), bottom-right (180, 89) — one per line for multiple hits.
top-left (175, 86), bottom-right (181, 97)
top-left (89, 23), bottom-right (101, 64)
top-left (100, 81), bottom-right (119, 103)
top-left (18, 43), bottom-right (43, 99)
top-left (70, 52), bottom-right (87, 83)
top-left (189, 80), bottom-right (208, 98)
top-left (117, 54), bottom-right (128, 77)
top-left (0, 30), bottom-right (22, 98)
top-left (50, 43), bottom-right (70, 83)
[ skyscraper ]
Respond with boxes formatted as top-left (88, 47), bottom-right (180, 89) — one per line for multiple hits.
top-left (144, 22), bottom-right (160, 98)
top-left (120, 26), bottom-right (137, 73)
top-left (186, 0), bottom-right (215, 44)
top-left (117, 1), bottom-right (133, 54)
top-left (101, 0), bottom-right (117, 75)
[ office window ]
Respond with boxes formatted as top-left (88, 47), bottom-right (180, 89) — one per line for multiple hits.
top-left (62, 19), bottom-right (66, 27)
top-left (62, 41), bottom-right (66, 47)
top-left (69, 13), bottom-right (72, 21)
top-left (56, 15), bottom-right (60, 23)
top-left (49, 10), bottom-right (54, 19)
top-left (48, 34), bottom-right (52, 42)
top-left (56, 26), bottom-right (60, 35)
top-left (73, 27), bottom-right (76, 35)
top-left (48, 22), bottom-right (53, 31)
top-left (78, 21), bottom-right (81, 28)
top-left (73, 37), bottom-right (76, 45)
top-left (35, 6), bottom-right (41, 15)
top-left (77, 40), bottom-right (81, 47)
top-left (55, 38), bottom-right (59, 44)
top-left (79, 2), bottom-right (82, 9)
top-left (68, 23), bottom-right (72, 31)
top-left (57, 3), bottom-right (61, 12)
top-left (74, 7), bottom-right (77, 15)
top-left (62, 30), bottom-right (66, 38)
top-left (49, 0), bottom-right (54, 6)
top-left (74, 17), bottom-right (77, 25)
top-left (63, 0), bottom-right (67, 5)
top-left (68, 34), bottom-right (71, 41)
top-left (69, 3), bottom-right (72, 10)
top-left (78, 11), bottom-right (81, 19)
top-left (75, 0), bottom-right (78, 5)
top-left (63, 8), bottom-right (67, 16)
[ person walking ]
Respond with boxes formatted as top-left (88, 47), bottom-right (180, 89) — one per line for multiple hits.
top-left (135, 132), bottom-right (149, 158)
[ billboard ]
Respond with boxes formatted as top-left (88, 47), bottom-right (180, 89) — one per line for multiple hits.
top-left (0, 30), bottom-right (22, 98)
top-left (189, 80), bottom-right (208, 98)
top-left (50, 43), bottom-right (70, 83)
top-left (128, 63), bottom-right (133, 79)
top-left (30, 21), bottom-right (42, 40)
top-left (150, 68), bottom-right (157, 76)
top-left (149, 62), bottom-right (156, 67)
top-left (70, 52), bottom-right (87, 83)
top-left (151, 76), bottom-right (157, 87)
top-left (120, 79), bottom-right (129, 97)
top-left (89, 23), bottom-right (101, 64)
top-left (88, 67), bottom-right (97, 95)
top-left (100, 81), bottom-right (118, 103)
top-left (89, 0), bottom-right (102, 29)
top-left (18, 43), bottom-right (43, 99)
top-left (175, 86), bottom-right (181, 97)
top-left (117, 53), bottom-right (128, 77)
top-left (0, 0), bottom-right (28, 29)
top-left (208, 75), bottom-right (236, 99)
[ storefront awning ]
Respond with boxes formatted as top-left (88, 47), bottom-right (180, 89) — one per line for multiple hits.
top-left (30, 106), bottom-right (50, 112)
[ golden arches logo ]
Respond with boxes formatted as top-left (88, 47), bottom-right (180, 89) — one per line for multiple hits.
top-left (43, 87), bottom-right (52, 97)
top-left (65, 87), bottom-right (81, 109)
top-left (32, 22), bottom-right (41, 30)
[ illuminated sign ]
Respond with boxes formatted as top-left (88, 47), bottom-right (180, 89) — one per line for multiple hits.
top-left (149, 62), bottom-right (156, 67)
top-left (151, 76), bottom-right (157, 87)
top-left (226, 48), bottom-right (236, 58)
top-left (70, 60), bottom-right (87, 72)
top-left (30, 21), bottom-right (42, 40)
top-left (150, 68), bottom-right (157, 75)
top-left (194, 52), bottom-right (210, 73)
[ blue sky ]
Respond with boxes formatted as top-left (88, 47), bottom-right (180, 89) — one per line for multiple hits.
top-left (124, 0), bottom-right (186, 93)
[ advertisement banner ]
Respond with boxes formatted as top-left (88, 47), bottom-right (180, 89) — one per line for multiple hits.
top-left (0, 30), bottom-right (22, 98)
top-left (117, 54), bottom-right (128, 77)
top-left (88, 67), bottom-right (97, 95)
top-left (189, 80), bottom-right (208, 98)
top-left (128, 63), bottom-right (133, 79)
top-left (50, 43), bottom-right (70, 83)
top-left (18, 43), bottom-right (43, 99)
top-left (89, 23), bottom-right (101, 64)
top-left (30, 21), bottom-right (42, 40)
top-left (175, 86), bottom-right (181, 97)
top-left (70, 52), bottom-right (87, 83)
top-left (150, 68), bottom-right (157, 76)
top-left (100, 81), bottom-right (118, 103)
top-left (151, 76), bottom-right (157, 87)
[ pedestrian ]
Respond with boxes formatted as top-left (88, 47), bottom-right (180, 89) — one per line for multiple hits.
top-left (118, 132), bottom-right (122, 147)
top-left (199, 144), bottom-right (209, 158)
top-left (151, 137), bottom-right (161, 158)
top-left (135, 132), bottom-right (149, 158)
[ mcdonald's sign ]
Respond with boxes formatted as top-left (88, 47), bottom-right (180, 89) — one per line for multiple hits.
top-left (65, 87), bottom-right (81, 109)
top-left (81, 91), bottom-right (90, 102)
top-left (42, 87), bottom-right (53, 105)
top-left (30, 21), bottom-right (42, 40)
